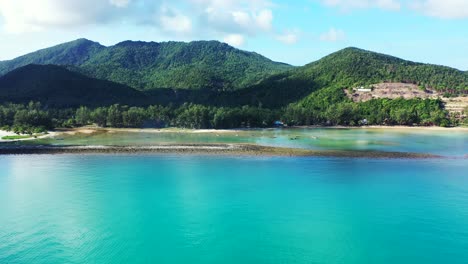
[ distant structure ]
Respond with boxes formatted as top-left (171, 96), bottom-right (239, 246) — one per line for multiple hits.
top-left (274, 121), bottom-right (285, 127)
top-left (356, 86), bottom-right (372, 92)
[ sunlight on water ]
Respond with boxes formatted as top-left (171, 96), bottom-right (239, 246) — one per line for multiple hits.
top-left (31, 128), bottom-right (468, 157)
top-left (1, 155), bottom-right (468, 263)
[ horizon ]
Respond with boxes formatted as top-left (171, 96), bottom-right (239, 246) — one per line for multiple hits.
top-left (0, 1), bottom-right (467, 71)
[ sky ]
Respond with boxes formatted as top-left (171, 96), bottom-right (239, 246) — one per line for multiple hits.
top-left (0, 0), bottom-right (467, 70)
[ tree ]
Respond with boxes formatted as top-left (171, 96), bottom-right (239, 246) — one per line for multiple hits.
top-left (91, 107), bottom-right (108, 127)
top-left (75, 106), bottom-right (91, 126)
top-left (107, 104), bottom-right (123, 127)
top-left (123, 107), bottom-right (146, 127)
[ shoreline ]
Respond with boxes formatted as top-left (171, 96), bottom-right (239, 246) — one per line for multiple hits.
top-left (61, 125), bottom-right (468, 134)
top-left (0, 130), bottom-right (57, 142)
top-left (0, 143), bottom-right (446, 159)
top-left (29, 125), bottom-right (467, 139)
top-left (290, 125), bottom-right (468, 131)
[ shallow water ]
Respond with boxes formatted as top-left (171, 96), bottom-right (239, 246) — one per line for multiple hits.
top-left (1, 155), bottom-right (468, 263)
top-left (33, 128), bottom-right (468, 157)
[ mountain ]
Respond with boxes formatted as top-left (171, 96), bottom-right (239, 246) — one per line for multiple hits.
top-left (0, 64), bottom-right (148, 107)
top-left (0, 39), bottom-right (292, 91)
top-left (0, 39), bottom-right (105, 73)
top-left (296, 47), bottom-right (468, 92)
top-left (230, 47), bottom-right (468, 108)
top-left (0, 45), bottom-right (466, 109)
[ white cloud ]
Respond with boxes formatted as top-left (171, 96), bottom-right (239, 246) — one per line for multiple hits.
top-left (276, 30), bottom-right (300, 45)
top-left (193, 0), bottom-right (274, 35)
top-left (320, 28), bottom-right (346, 42)
top-left (255, 9), bottom-right (273, 31)
top-left (159, 8), bottom-right (192, 34)
top-left (0, 0), bottom-right (278, 45)
top-left (232, 11), bottom-right (251, 27)
top-left (411, 0), bottom-right (468, 19)
top-left (224, 34), bottom-right (245, 46)
top-left (321, 0), bottom-right (401, 11)
top-left (0, 0), bottom-right (127, 33)
top-left (109, 0), bottom-right (130, 8)
top-left (319, 0), bottom-right (468, 18)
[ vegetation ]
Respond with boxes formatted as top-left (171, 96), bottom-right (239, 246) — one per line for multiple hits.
top-left (250, 48), bottom-right (468, 103)
top-left (0, 42), bottom-right (466, 130)
top-left (2, 135), bottom-right (34, 140)
top-left (0, 64), bottom-right (148, 107)
top-left (464, 106), bottom-right (468, 126)
top-left (283, 86), bottom-right (452, 126)
top-left (0, 98), bottom-right (455, 133)
top-left (0, 39), bottom-right (291, 91)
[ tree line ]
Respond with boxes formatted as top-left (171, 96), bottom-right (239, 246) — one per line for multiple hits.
top-left (0, 98), bottom-right (461, 134)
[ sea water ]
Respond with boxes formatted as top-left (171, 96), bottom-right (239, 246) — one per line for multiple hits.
top-left (1, 155), bottom-right (467, 263)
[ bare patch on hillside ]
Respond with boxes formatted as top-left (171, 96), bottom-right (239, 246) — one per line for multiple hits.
top-left (443, 97), bottom-right (468, 114)
top-left (345, 83), bottom-right (439, 102)
top-left (344, 82), bottom-right (468, 114)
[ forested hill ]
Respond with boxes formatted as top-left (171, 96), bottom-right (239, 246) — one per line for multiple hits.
top-left (300, 47), bottom-right (468, 92)
top-left (0, 64), bottom-right (148, 107)
top-left (0, 39), bottom-right (292, 91)
top-left (244, 47), bottom-right (468, 106)
top-left (0, 44), bottom-right (466, 109)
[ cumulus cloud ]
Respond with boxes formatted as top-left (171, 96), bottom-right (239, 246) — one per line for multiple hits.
top-left (411, 0), bottom-right (468, 19)
top-left (275, 30), bottom-right (300, 45)
top-left (109, 0), bottom-right (131, 8)
top-left (319, 0), bottom-right (468, 18)
top-left (321, 0), bottom-right (401, 11)
top-left (320, 28), bottom-right (346, 42)
top-left (0, 0), bottom-right (277, 44)
top-left (223, 34), bottom-right (245, 46)
top-left (159, 7), bottom-right (192, 34)
top-left (255, 9), bottom-right (273, 31)
top-left (0, 0), bottom-right (131, 33)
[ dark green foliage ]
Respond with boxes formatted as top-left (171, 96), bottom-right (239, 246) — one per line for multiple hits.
top-left (0, 98), bottom-right (455, 132)
top-left (250, 47), bottom-right (467, 103)
top-left (0, 64), bottom-right (149, 107)
top-left (0, 39), bottom-right (291, 91)
top-left (294, 47), bottom-right (468, 94)
top-left (75, 106), bottom-right (91, 126)
top-left (282, 94), bottom-right (450, 127)
top-left (0, 102), bottom-right (52, 134)
top-left (0, 43), bottom-right (465, 130)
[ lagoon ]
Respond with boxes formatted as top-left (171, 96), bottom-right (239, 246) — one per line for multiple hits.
top-left (1, 155), bottom-right (468, 263)
top-left (28, 127), bottom-right (468, 157)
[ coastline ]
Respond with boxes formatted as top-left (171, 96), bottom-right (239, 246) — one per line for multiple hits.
top-left (0, 143), bottom-right (445, 159)
top-left (2, 125), bottom-right (466, 143)
top-left (291, 125), bottom-right (468, 131)
top-left (41, 125), bottom-right (468, 138)
top-left (0, 130), bottom-right (57, 142)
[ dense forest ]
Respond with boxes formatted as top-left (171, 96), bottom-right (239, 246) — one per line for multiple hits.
top-left (0, 39), bottom-right (291, 91)
top-left (0, 40), bottom-right (467, 131)
top-left (0, 97), bottom-right (460, 135)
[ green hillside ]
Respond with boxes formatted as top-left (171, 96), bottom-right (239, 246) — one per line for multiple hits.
top-left (300, 47), bottom-right (467, 92)
top-left (0, 64), bottom-right (148, 107)
top-left (0, 39), bottom-right (292, 91)
top-left (1, 46), bottom-right (466, 109)
top-left (228, 47), bottom-right (468, 108)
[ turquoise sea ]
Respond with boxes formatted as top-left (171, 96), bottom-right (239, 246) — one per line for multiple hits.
top-left (35, 127), bottom-right (468, 156)
top-left (1, 128), bottom-right (468, 263)
top-left (1, 155), bottom-right (468, 263)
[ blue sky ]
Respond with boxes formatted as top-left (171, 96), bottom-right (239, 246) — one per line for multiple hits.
top-left (0, 0), bottom-right (467, 70)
